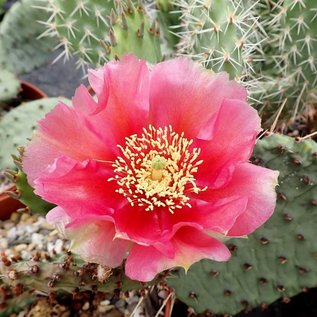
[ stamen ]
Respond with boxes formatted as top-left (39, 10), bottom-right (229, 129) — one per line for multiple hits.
top-left (109, 125), bottom-right (206, 213)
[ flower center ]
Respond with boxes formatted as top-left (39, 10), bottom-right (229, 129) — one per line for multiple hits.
top-left (109, 125), bottom-right (207, 213)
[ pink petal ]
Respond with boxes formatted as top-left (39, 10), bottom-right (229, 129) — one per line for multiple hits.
top-left (125, 226), bottom-right (231, 282)
top-left (72, 84), bottom-right (105, 116)
top-left (88, 67), bottom-right (109, 110)
top-left (194, 98), bottom-right (261, 188)
top-left (23, 102), bottom-right (112, 185)
top-left (34, 156), bottom-right (125, 218)
top-left (68, 219), bottom-right (130, 267)
top-left (79, 54), bottom-right (150, 148)
top-left (114, 205), bottom-right (162, 245)
top-left (199, 163), bottom-right (279, 236)
top-left (156, 196), bottom-right (248, 236)
top-left (149, 58), bottom-right (247, 139)
top-left (46, 206), bottom-right (69, 224)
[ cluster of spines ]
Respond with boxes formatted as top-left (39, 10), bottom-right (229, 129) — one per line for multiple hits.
top-left (252, 0), bottom-right (317, 126)
top-left (175, 0), bottom-right (263, 81)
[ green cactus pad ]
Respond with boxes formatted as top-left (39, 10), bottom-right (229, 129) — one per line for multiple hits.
top-left (176, 0), bottom-right (261, 80)
top-left (1, 252), bottom-right (154, 295)
top-left (0, 98), bottom-right (70, 170)
top-left (167, 134), bottom-right (317, 315)
top-left (0, 69), bottom-right (20, 105)
top-left (50, 0), bottom-right (161, 67)
top-left (253, 0), bottom-right (317, 126)
top-left (0, 0), bottom-right (57, 74)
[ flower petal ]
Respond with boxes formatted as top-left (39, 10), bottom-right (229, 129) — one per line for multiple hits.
top-left (68, 219), bottom-right (130, 267)
top-left (199, 163), bottom-right (279, 236)
top-left (149, 58), bottom-right (246, 138)
top-left (34, 156), bottom-right (125, 218)
top-left (156, 196), bottom-right (248, 236)
top-left (23, 102), bottom-right (112, 185)
top-left (194, 98), bottom-right (261, 188)
top-left (114, 205), bottom-right (162, 245)
top-left (80, 54), bottom-right (150, 148)
top-left (125, 226), bottom-right (231, 282)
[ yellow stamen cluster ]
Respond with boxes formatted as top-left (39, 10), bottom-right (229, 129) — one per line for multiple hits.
top-left (109, 125), bottom-right (207, 213)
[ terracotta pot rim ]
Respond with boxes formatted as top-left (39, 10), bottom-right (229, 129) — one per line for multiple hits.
top-left (20, 80), bottom-right (47, 99)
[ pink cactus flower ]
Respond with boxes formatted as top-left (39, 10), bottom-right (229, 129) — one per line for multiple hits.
top-left (23, 55), bottom-right (279, 282)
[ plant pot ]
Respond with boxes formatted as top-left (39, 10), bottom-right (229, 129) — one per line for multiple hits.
top-left (0, 186), bottom-right (24, 220)
top-left (20, 81), bottom-right (47, 100)
top-left (0, 81), bottom-right (46, 220)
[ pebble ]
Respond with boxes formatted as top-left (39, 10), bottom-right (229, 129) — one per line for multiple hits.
top-left (82, 302), bottom-right (90, 311)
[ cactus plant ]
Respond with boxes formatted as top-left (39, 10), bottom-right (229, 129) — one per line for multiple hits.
top-left (0, 0), bottom-right (57, 74)
top-left (0, 98), bottom-right (70, 170)
top-left (167, 134), bottom-right (317, 315)
top-left (0, 250), bottom-right (159, 313)
top-left (176, 0), bottom-right (262, 80)
top-left (44, 0), bottom-right (161, 68)
top-left (0, 69), bottom-right (20, 106)
top-left (253, 0), bottom-right (317, 126)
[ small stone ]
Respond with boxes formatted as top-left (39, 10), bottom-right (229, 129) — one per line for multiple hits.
top-left (98, 303), bottom-right (114, 313)
top-left (82, 302), bottom-right (90, 311)
top-left (158, 290), bottom-right (167, 299)
top-left (14, 244), bottom-right (27, 252)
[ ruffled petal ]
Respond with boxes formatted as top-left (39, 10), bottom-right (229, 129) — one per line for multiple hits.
top-left (23, 102), bottom-right (112, 185)
top-left (125, 226), bottom-right (231, 282)
top-left (47, 207), bottom-right (129, 267)
top-left (156, 196), bottom-right (248, 236)
top-left (80, 54), bottom-right (150, 148)
top-left (88, 67), bottom-right (109, 110)
top-left (69, 220), bottom-right (130, 267)
top-left (194, 98), bottom-right (261, 188)
top-left (149, 58), bottom-right (247, 138)
top-left (199, 163), bottom-right (279, 236)
top-left (34, 156), bottom-right (125, 218)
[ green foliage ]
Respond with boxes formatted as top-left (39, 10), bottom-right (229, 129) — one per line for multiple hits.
top-left (0, 69), bottom-right (20, 105)
top-left (0, 98), bottom-right (70, 170)
top-left (0, 0), bottom-right (57, 74)
top-left (167, 134), bottom-right (317, 315)
top-left (49, 0), bottom-right (161, 67)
